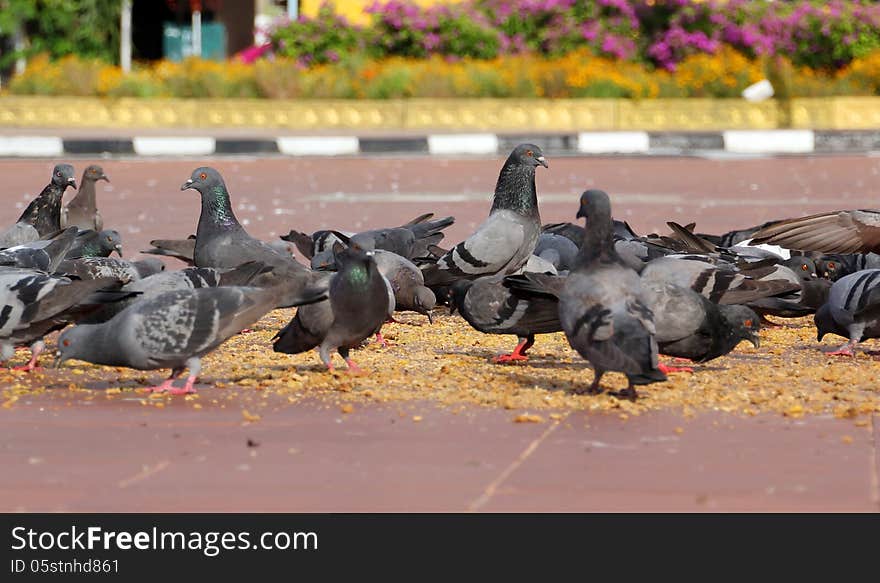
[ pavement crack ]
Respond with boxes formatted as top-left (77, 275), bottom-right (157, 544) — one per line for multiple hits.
top-left (468, 416), bottom-right (565, 512)
top-left (117, 460), bottom-right (171, 489)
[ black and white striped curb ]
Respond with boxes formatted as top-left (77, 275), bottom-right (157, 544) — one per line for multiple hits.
top-left (1, 130), bottom-right (879, 157)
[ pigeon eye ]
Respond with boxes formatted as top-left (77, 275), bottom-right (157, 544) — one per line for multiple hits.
top-left (744, 319), bottom-right (753, 328)
top-left (526, 150), bottom-right (533, 157)
top-left (828, 262), bottom-right (836, 269)
top-left (801, 264), bottom-right (808, 271)
top-left (106, 236), bottom-right (112, 242)
top-left (62, 339), bottom-right (70, 347)
top-left (56, 171), bottom-right (62, 177)
top-left (199, 172), bottom-right (207, 180)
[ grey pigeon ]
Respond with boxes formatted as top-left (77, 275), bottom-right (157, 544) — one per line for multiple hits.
top-left (642, 280), bottom-right (761, 366)
top-left (746, 257), bottom-right (831, 319)
top-left (143, 237), bottom-right (196, 265)
top-left (0, 164), bottom-right (76, 248)
top-left (182, 167), bottom-right (328, 307)
top-left (813, 253), bottom-right (880, 281)
top-left (273, 246), bottom-right (390, 373)
top-left (559, 190), bottom-right (666, 399)
top-left (79, 261), bottom-right (268, 325)
top-left (61, 165), bottom-right (108, 231)
top-left (452, 272), bottom-right (563, 363)
top-left (55, 286), bottom-right (286, 394)
top-left (814, 269), bottom-right (880, 356)
top-left (0, 269), bottom-right (125, 371)
top-left (0, 227), bottom-right (79, 273)
top-left (56, 256), bottom-right (165, 282)
top-left (535, 231), bottom-right (579, 272)
top-left (422, 144), bottom-right (547, 288)
top-left (65, 229), bottom-right (123, 259)
top-left (283, 229), bottom-right (350, 264)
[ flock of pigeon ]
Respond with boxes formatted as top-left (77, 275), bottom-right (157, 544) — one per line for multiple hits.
top-left (2, 144), bottom-right (879, 400)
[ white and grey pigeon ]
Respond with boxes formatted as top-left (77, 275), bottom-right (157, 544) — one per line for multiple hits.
top-left (181, 167), bottom-right (329, 307)
top-left (0, 227), bottom-right (79, 273)
top-left (814, 268), bottom-right (880, 356)
top-left (56, 256), bottom-right (165, 282)
top-left (559, 189), bottom-right (666, 400)
top-left (61, 165), bottom-right (108, 231)
top-left (55, 285), bottom-right (290, 395)
top-left (273, 246), bottom-right (391, 373)
top-left (0, 164), bottom-right (77, 249)
top-left (422, 144), bottom-right (547, 289)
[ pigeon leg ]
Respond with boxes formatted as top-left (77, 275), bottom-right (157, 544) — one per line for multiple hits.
top-left (575, 370), bottom-right (605, 395)
top-left (492, 335), bottom-right (535, 364)
top-left (318, 344), bottom-right (335, 372)
top-left (169, 358), bottom-right (201, 395)
top-left (658, 361), bottom-right (693, 374)
top-left (613, 382), bottom-right (639, 401)
top-left (375, 332), bottom-right (392, 348)
top-left (12, 340), bottom-right (45, 372)
top-left (827, 340), bottom-right (857, 357)
top-left (339, 347), bottom-right (366, 376)
top-left (144, 368), bottom-right (185, 393)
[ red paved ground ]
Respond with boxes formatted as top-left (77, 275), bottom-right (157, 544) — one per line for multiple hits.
top-left (1, 154), bottom-right (879, 512)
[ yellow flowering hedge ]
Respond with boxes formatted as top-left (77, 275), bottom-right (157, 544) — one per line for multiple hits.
top-left (7, 49), bottom-right (880, 99)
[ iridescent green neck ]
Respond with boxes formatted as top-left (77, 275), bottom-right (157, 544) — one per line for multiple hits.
top-left (199, 185), bottom-right (240, 230)
top-left (346, 263), bottom-right (370, 286)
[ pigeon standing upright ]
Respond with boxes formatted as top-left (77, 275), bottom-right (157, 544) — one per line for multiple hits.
top-left (558, 190), bottom-right (666, 399)
top-left (422, 144), bottom-right (547, 289)
top-left (181, 167), bottom-right (327, 307)
top-left (61, 165), bottom-right (108, 231)
top-left (273, 246), bottom-right (391, 373)
top-left (0, 164), bottom-right (76, 248)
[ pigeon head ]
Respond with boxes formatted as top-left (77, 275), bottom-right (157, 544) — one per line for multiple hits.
top-left (576, 189), bottom-right (612, 222)
top-left (181, 167), bottom-right (226, 194)
top-left (782, 257), bottom-right (817, 282)
top-left (54, 325), bottom-right (96, 367)
top-left (413, 286), bottom-right (437, 322)
top-left (814, 303), bottom-right (845, 342)
top-left (720, 305), bottom-right (761, 349)
top-left (52, 164), bottom-right (77, 191)
top-left (447, 280), bottom-right (473, 315)
top-left (83, 165), bottom-right (109, 184)
top-left (509, 143), bottom-right (548, 169)
top-left (100, 230), bottom-right (123, 257)
top-left (815, 256), bottom-right (840, 280)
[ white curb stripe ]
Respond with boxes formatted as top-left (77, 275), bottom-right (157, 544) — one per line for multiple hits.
top-left (277, 136), bottom-right (359, 156)
top-left (577, 131), bottom-right (650, 154)
top-left (427, 134), bottom-right (499, 155)
top-left (0, 136), bottom-right (64, 157)
top-left (132, 137), bottom-right (216, 156)
top-left (723, 130), bottom-right (815, 153)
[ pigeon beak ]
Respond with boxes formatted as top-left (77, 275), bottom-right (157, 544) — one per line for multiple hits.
top-left (576, 209), bottom-right (586, 219)
top-left (181, 179), bottom-right (194, 191)
top-left (68, 178), bottom-right (77, 189)
top-left (99, 174), bottom-right (110, 183)
top-left (52, 352), bottom-right (63, 369)
top-left (536, 156), bottom-right (548, 168)
top-left (749, 334), bottom-right (761, 349)
top-left (448, 303), bottom-right (458, 315)
top-left (114, 245), bottom-right (123, 257)
top-left (426, 310), bottom-right (434, 324)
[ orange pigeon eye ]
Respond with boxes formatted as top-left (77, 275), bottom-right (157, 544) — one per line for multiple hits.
top-left (801, 264), bottom-right (808, 271)
top-left (62, 339), bottom-right (70, 347)
top-left (199, 172), bottom-right (207, 180)
top-left (828, 262), bottom-right (836, 269)
top-left (744, 319), bottom-right (753, 328)
top-left (526, 150), bottom-right (533, 157)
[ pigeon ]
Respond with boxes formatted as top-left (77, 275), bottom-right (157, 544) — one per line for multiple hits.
top-left (452, 272), bottom-right (563, 363)
top-left (813, 253), bottom-right (880, 281)
top-left (640, 256), bottom-right (799, 305)
top-left (422, 144), bottom-right (547, 288)
top-left (642, 280), bottom-right (761, 366)
top-left (55, 285), bottom-right (294, 394)
top-left (56, 257), bottom-right (165, 282)
top-left (273, 246), bottom-right (390, 373)
top-left (0, 269), bottom-right (126, 371)
top-left (182, 167), bottom-right (327, 307)
top-left (0, 227), bottom-right (79, 273)
top-left (61, 165), bottom-right (108, 231)
top-left (143, 237), bottom-right (196, 265)
top-left (814, 269), bottom-right (880, 356)
top-left (558, 190), bottom-right (666, 399)
top-left (65, 229), bottom-right (123, 259)
top-left (282, 229), bottom-right (350, 262)
top-left (750, 209), bottom-right (880, 254)
top-left (79, 261), bottom-right (269, 325)
top-left (0, 164), bottom-right (76, 249)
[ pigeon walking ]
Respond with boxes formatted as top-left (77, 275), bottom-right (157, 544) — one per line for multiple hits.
top-left (0, 164), bottom-right (76, 248)
top-left (422, 144), bottom-right (547, 289)
top-left (55, 286), bottom-right (292, 394)
top-left (61, 165), bottom-right (108, 231)
top-left (559, 190), bottom-right (666, 399)
top-left (273, 246), bottom-right (390, 373)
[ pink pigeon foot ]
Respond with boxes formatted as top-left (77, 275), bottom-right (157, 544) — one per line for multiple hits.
top-left (491, 337), bottom-right (532, 364)
top-left (375, 332), bottom-right (392, 348)
top-left (658, 362), bottom-right (694, 374)
top-left (168, 376), bottom-right (198, 395)
top-left (345, 358), bottom-right (367, 376)
top-left (144, 379), bottom-right (178, 393)
top-left (827, 347), bottom-right (855, 357)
